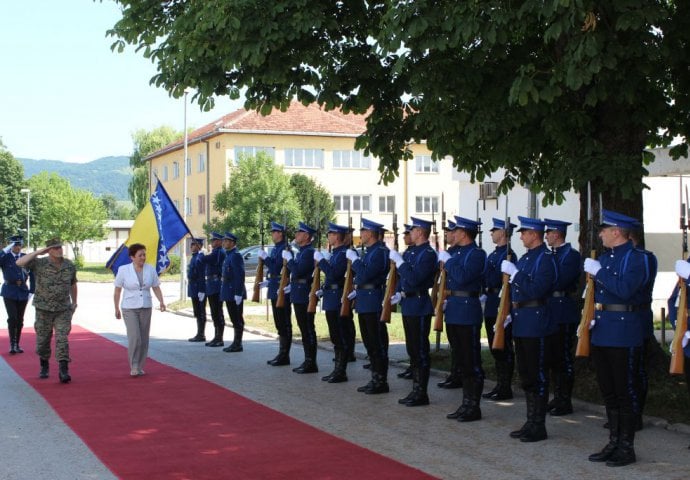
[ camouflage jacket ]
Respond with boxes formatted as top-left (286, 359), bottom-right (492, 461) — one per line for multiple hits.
top-left (25, 257), bottom-right (77, 312)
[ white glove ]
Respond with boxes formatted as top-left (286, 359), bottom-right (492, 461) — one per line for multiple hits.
top-left (347, 290), bottom-right (357, 300)
top-left (682, 331), bottom-right (690, 349)
top-left (390, 292), bottom-right (402, 305)
top-left (584, 258), bottom-right (602, 276)
top-left (259, 280), bottom-right (269, 288)
top-left (234, 295), bottom-right (243, 305)
top-left (389, 250), bottom-right (404, 268)
top-left (3, 244), bottom-right (13, 254)
top-left (313, 251), bottom-right (324, 263)
top-left (479, 294), bottom-right (487, 305)
top-left (258, 249), bottom-right (268, 260)
top-left (315, 289), bottom-right (323, 298)
top-left (283, 285), bottom-right (292, 294)
top-left (281, 250), bottom-right (293, 261)
top-left (28, 293), bottom-right (33, 302)
top-left (589, 319), bottom-right (596, 330)
top-left (346, 249), bottom-right (359, 263)
top-left (442, 299), bottom-right (447, 311)
top-left (675, 259), bottom-right (690, 280)
top-left (438, 251), bottom-right (451, 264)
top-left (501, 260), bottom-right (518, 276)
top-left (503, 314), bottom-right (512, 327)
top-left (197, 292), bottom-right (205, 301)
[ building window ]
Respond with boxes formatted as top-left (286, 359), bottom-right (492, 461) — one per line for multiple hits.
top-left (379, 196), bottom-right (395, 213)
top-left (415, 155), bottom-right (439, 173)
top-left (186, 157), bottom-right (192, 175)
top-left (333, 150), bottom-right (371, 169)
top-left (334, 194), bottom-right (371, 213)
top-left (234, 146), bottom-right (275, 164)
top-left (198, 153), bottom-right (206, 173)
top-left (285, 149), bottom-right (324, 168)
top-left (198, 195), bottom-right (206, 215)
top-left (162, 165), bottom-right (169, 181)
top-left (173, 200), bottom-right (180, 211)
top-left (172, 161), bottom-right (180, 179)
top-left (185, 197), bottom-right (192, 216)
top-left (415, 196), bottom-right (439, 213)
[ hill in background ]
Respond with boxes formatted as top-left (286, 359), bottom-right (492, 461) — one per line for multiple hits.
top-left (18, 156), bottom-right (132, 200)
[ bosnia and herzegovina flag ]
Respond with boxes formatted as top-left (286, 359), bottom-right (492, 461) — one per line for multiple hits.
top-left (106, 181), bottom-right (191, 275)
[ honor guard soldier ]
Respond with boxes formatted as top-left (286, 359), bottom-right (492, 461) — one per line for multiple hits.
top-left (260, 222), bottom-right (293, 366)
top-left (397, 223), bottom-right (414, 381)
top-left (283, 222), bottom-right (318, 373)
top-left (441, 217), bottom-right (487, 421)
top-left (630, 223), bottom-right (658, 430)
top-left (544, 219), bottom-right (582, 416)
top-left (347, 218), bottom-right (391, 394)
top-left (437, 219), bottom-right (464, 390)
top-left (316, 222), bottom-right (352, 383)
top-left (671, 256), bottom-right (690, 449)
top-left (482, 218), bottom-right (517, 401)
top-left (585, 210), bottom-right (652, 467)
top-left (1, 235), bottom-right (34, 354)
top-left (220, 232), bottom-right (246, 353)
top-left (187, 237), bottom-right (207, 342)
top-left (200, 232), bottom-right (225, 347)
top-left (389, 217), bottom-right (438, 407)
top-left (501, 216), bottom-right (557, 443)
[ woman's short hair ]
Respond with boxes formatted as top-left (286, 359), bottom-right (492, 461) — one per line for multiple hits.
top-left (128, 243), bottom-right (146, 258)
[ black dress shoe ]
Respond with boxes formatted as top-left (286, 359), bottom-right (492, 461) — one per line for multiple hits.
top-left (398, 391), bottom-right (414, 404)
top-left (294, 364), bottom-right (318, 374)
top-left (327, 373), bottom-right (348, 383)
top-left (397, 368), bottom-right (413, 379)
top-left (322, 372), bottom-right (334, 381)
top-left (364, 383), bottom-right (389, 394)
top-left (357, 380), bottom-right (374, 392)
top-left (438, 377), bottom-right (463, 389)
top-left (446, 405), bottom-right (467, 419)
top-left (363, 363), bottom-right (371, 370)
top-left (549, 403), bottom-right (573, 416)
top-left (458, 407), bottom-right (481, 422)
top-left (487, 389), bottom-right (513, 401)
top-left (270, 356), bottom-right (290, 366)
top-left (188, 335), bottom-right (206, 342)
top-left (405, 393), bottom-right (430, 407)
top-left (207, 340), bottom-right (224, 347)
top-left (9, 344), bottom-right (16, 355)
top-left (15, 344), bottom-right (23, 353)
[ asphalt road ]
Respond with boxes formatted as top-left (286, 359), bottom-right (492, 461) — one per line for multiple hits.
top-left (1, 281), bottom-right (689, 480)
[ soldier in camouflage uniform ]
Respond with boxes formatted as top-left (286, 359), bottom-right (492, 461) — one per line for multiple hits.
top-left (17, 238), bottom-right (78, 383)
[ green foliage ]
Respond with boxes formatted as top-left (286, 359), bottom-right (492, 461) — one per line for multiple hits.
top-left (73, 254), bottom-right (85, 270)
top-left (165, 253), bottom-right (180, 275)
top-left (208, 153), bottom-right (301, 246)
top-left (26, 172), bottom-right (108, 254)
top-left (0, 147), bottom-right (26, 242)
top-left (100, 194), bottom-right (134, 219)
top-left (288, 173), bottom-right (335, 246)
top-left (129, 126), bottom-right (181, 211)
top-left (108, 0), bottom-right (689, 214)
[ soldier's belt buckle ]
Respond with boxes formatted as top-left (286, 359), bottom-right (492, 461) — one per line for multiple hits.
top-left (595, 303), bottom-right (603, 311)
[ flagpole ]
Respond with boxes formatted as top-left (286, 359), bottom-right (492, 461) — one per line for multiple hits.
top-left (180, 88), bottom-right (191, 301)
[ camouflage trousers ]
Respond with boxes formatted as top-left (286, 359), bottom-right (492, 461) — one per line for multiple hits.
top-left (34, 308), bottom-right (73, 362)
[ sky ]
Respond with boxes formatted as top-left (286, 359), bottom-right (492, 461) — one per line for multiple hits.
top-left (0, 0), bottom-right (244, 163)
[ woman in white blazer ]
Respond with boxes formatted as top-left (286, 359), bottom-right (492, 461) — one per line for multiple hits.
top-left (113, 243), bottom-right (166, 376)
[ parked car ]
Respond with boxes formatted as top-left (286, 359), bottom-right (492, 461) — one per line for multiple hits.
top-left (240, 244), bottom-right (299, 279)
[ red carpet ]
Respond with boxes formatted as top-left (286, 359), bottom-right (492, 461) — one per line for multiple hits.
top-left (1, 326), bottom-right (436, 480)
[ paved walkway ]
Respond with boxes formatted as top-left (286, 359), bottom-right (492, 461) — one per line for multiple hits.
top-left (1, 282), bottom-right (689, 480)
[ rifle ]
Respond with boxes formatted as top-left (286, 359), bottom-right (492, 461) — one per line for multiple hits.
top-left (381, 214), bottom-right (398, 323)
top-left (431, 205), bottom-right (441, 307)
top-left (433, 201), bottom-right (447, 333)
top-left (251, 209), bottom-right (264, 302)
top-left (476, 199), bottom-right (483, 249)
top-left (670, 181), bottom-right (689, 374)
top-left (492, 196), bottom-right (512, 350)
top-left (575, 182), bottom-right (597, 358)
top-left (307, 211), bottom-right (321, 313)
top-left (340, 211), bottom-right (354, 317)
top-left (276, 212), bottom-right (290, 308)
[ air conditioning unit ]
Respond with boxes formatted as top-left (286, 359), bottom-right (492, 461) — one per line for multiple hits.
top-left (479, 182), bottom-right (499, 200)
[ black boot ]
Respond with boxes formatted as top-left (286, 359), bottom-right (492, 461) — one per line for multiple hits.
top-left (327, 351), bottom-right (348, 383)
top-left (205, 326), bottom-right (218, 346)
top-left (397, 366), bottom-right (413, 379)
top-left (446, 399), bottom-right (469, 420)
top-left (520, 393), bottom-right (547, 442)
top-left (223, 328), bottom-right (244, 352)
top-left (510, 392), bottom-right (535, 438)
top-left (439, 354), bottom-right (462, 388)
top-left (8, 326), bottom-right (16, 354)
top-left (188, 318), bottom-right (206, 342)
top-left (459, 379), bottom-right (483, 422)
top-left (550, 373), bottom-right (573, 416)
top-left (58, 360), bottom-right (71, 384)
top-left (364, 359), bottom-right (389, 394)
top-left (589, 408), bottom-right (619, 462)
top-left (15, 327), bottom-right (23, 353)
top-left (407, 367), bottom-right (430, 406)
top-left (39, 359), bottom-right (49, 379)
top-left (270, 335), bottom-right (291, 366)
top-left (606, 413), bottom-right (636, 467)
top-left (488, 361), bottom-right (513, 400)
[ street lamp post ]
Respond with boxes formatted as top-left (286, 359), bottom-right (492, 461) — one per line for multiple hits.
top-left (20, 188), bottom-right (30, 250)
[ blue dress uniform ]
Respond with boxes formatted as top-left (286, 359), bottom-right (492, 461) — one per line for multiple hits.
top-left (443, 217), bottom-right (486, 421)
top-left (220, 233), bottom-right (246, 353)
top-left (264, 222), bottom-right (293, 366)
top-left (187, 238), bottom-right (207, 342)
top-left (286, 222), bottom-right (317, 373)
top-left (351, 218), bottom-right (390, 394)
top-left (394, 217), bottom-right (438, 407)
top-left (586, 210), bottom-right (651, 467)
top-left (1, 235), bottom-right (34, 354)
top-left (199, 232), bottom-right (226, 347)
top-left (506, 216), bottom-right (557, 443)
top-left (669, 258), bottom-right (690, 432)
top-left (318, 222), bottom-right (352, 383)
top-left (544, 219), bottom-right (582, 416)
top-left (482, 218), bottom-right (517, 401)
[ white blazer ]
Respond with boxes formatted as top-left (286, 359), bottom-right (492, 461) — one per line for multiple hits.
top-left (114, 263), bottom-right (161, 309)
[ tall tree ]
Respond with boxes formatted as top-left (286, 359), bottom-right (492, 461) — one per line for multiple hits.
top-left (27, 172), bottom-right (108, 259)
top-left (289, 173), bottom-right (335, 248)
top-left (108, 1), bottom-right (689, 229)
top-left (0, 144), bottom-right (27, 242)
top-left (129, 126), bottom-right (181, 211)
top-left (100, 193), bottom-right (135, 220)
top-left (208, 153), bottom-right (301, 246)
